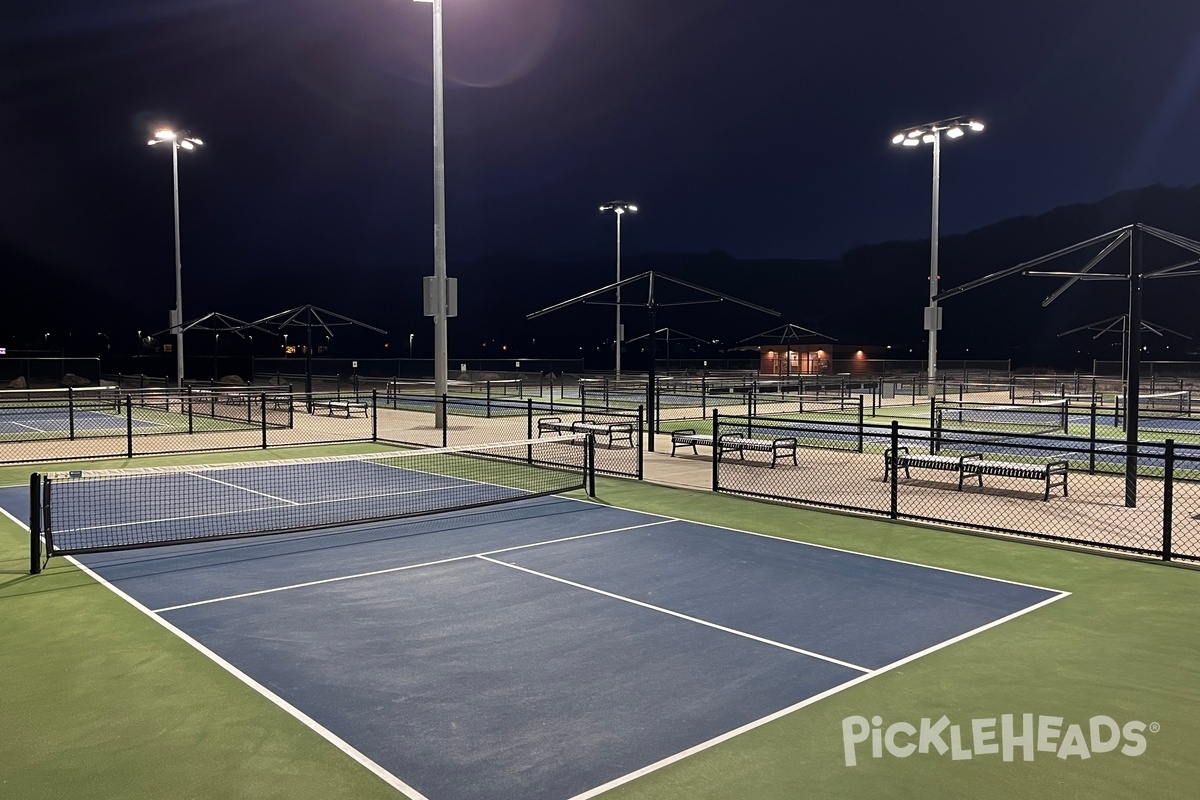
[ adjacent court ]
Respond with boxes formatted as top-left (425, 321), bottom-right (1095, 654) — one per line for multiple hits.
top-left (3, 448), bottom-right (1067, 800)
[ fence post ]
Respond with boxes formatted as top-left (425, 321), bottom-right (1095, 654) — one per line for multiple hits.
top-left (587, 434), bottom-right (596, 498)
top-left (711, 409), bottom-right (720, 491)
top-left (890, 420), bottom-right (899, 519)
top-left (1089, 403), bottom-right (1098, 473)
top-left (526, 398), bottom-right (534, 440)
top-left (441, 395), bottom-right (448, 448)
top-left (68, 386), bottom-right (76, 440)
top-left (1162, 439), bottom-right (1174, 562)
top-left (29, 473), bottom-right (41, 575)
top-left (260, 394), bottom-right (268, 449)
top-left (856, 396), bottom-right (864, 452)
top-left (126, 396), bottom-right (134, 457)
top-left (371, 389), bottom-right (378, 442)
top-left (637, 405), bottom-right (645, 480)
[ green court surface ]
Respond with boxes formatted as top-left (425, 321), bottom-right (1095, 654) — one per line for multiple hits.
top-left (1, 446), bottom-right (1197, 800)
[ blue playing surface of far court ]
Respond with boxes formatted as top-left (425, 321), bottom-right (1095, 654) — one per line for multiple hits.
top-left (0, 487), bottom-right (1067, 800)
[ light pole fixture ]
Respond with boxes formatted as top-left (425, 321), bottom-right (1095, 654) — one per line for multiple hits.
top-left (891, 116), bottom-right (983, 398)
top-left (148, 127), bottom-right (203, 388)
top-left (599, 201), bottom-right (637, 379)
top-left (414, 0), bottom-right (452, 427)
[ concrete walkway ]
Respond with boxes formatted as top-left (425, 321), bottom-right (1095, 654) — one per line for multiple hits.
top-left (641, 433), bottom-right (715, 491)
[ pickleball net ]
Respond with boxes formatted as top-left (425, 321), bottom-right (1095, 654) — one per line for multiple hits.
top-left (934, 398), bottom-right (1071, 437)
top-left (29, 435), bottom-right (593, 572)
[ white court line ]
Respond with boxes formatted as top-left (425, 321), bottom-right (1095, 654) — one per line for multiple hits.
top-left (569, 589), bottom-right (1070, 800)
top-left (188, 471), bottom-right (301, 505)
top-left (564, 497), bottom-right (1070, 596)
top-left (7, 492), bottom-right (1074, 800)
top-left (152, 519), bottom-right (673, 613)
top-left (477, 555), bottom-right (871, 673)
top-left (66, 555), bottom-right (432, 800)
top-left (7, 420), bottom-right (51, 433)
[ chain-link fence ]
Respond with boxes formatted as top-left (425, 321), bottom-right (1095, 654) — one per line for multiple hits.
top-left (711, 412), bottom-right (1200, 563)
top-left (1, 388), bottom-right (644, 481)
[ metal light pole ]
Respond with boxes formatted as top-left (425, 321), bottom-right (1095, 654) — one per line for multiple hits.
top-left (600, 201), bottom-right (637, 378)
top-left (415, 0), bottom-right (450, 426)
top-left (148, 128), bottom-right (203, 388)
top-left (891, 116), bottom-right (983, 398)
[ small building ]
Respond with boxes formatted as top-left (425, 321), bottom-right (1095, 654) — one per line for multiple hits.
top-left (731, 324), bottom-right (886, 376)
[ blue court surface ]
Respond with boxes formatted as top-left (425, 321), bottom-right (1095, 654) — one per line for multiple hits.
top-left (4, 490), bottom-right (1067, 800)
top-left (0, 407), bottom-right (158, 436)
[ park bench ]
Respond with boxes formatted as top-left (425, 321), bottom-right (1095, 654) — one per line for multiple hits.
top-left (884, 446), bottom-right (1068, 500)
top-left (670, 429), bottom-right (798, 467)
top-left (311, 399), bottom-right (369, 418)
top-left (961, 457), bottom-right (1069, 501)
top-left (537, 417), bottom-right (635, 448)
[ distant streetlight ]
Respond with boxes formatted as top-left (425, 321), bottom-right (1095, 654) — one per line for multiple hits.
top-left (409, 332), bottom-right (415, 359)
top-left (599, 201), bottom-right (637, 378)
top-left (891, 116), bottom-right (983, 398)
top-left (148, 127), bottom-right (204, 388)
top-left (414, 0), bottom-right (451, 426)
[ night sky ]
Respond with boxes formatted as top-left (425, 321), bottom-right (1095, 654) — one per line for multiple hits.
top-left (5, 1), bottom-right (1200, 352)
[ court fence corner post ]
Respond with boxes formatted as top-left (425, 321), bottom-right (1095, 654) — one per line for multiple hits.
top-left (889, 420), bottom-right (899, 519)
top-left (29, 473), bottom-right (42, 575)
top-left (526, 398), bottom-right (533, 440)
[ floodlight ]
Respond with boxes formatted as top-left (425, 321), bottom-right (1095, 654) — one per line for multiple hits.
top-left (889, 114), bottom-right (986, 398)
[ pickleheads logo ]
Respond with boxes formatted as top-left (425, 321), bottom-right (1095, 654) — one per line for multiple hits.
top-left (842, 714), bottom-right (1157, 767)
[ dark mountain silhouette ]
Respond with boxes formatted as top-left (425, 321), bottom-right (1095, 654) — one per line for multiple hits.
top-left (4, 184), bottom-right (1200, 370)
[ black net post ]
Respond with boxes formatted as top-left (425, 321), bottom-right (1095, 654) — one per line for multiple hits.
top-left (29, 473), bottom-right (42, 575)
top-left (68, 386), bottom-right (76, 440)
top-left (1162, 438), bottom-right (1174, 561)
